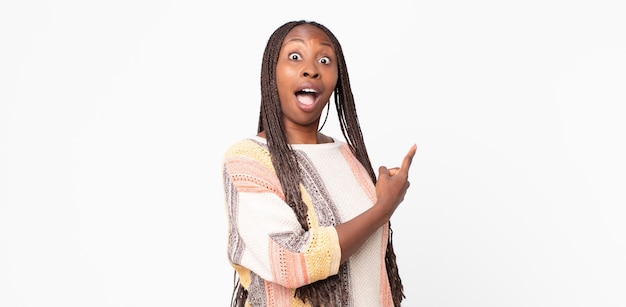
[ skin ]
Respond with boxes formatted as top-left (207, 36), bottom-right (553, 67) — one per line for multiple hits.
top-left (261, 24), bottom-right (417, 264)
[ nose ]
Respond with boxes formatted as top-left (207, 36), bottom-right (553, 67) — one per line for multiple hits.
top-left (303, 71), bottom-right (319, 78)
top-left (302, 62), bottom-right (320, 78)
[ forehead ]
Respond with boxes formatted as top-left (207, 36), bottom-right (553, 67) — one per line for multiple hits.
top-left (281, 24), bottom-right (334, 48)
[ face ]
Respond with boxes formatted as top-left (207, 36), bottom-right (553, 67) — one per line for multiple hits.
top-left (275, 24), bottom-right (338, 132)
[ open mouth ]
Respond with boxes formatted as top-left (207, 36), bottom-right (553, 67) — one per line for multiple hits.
top-left (295, 88), bottom-right (318, 106)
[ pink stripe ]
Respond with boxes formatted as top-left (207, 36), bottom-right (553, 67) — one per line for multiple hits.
top-left (225, 157), bottom-right (285, 199)
top-left (264, 281), bottom-right (294, 306)
top-left (379, 224), bottom-right (394, 306)
top-left (338, 145), bottom-right (376, 203)
top-left (269, 238), bottom-right (309, 288)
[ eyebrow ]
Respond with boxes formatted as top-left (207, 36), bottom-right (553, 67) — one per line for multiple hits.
top-left (284, 37), bottom-right (333, 48)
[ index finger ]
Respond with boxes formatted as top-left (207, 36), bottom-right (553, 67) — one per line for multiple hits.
top-left (401, 144), bottom-right (417, 171)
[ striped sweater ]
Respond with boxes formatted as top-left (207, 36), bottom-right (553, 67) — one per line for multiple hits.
top-left (223, 136), bottom-right (394, 306)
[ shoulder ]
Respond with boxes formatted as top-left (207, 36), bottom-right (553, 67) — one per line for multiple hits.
top-left (223, 137), bottom-right (274, 171)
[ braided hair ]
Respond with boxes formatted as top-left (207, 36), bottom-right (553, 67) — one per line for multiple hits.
top-left (232, 20), bottom-right (405, 307)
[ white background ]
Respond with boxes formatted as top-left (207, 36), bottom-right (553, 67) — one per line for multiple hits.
top-left (1, 0), bottom-right (625, 306)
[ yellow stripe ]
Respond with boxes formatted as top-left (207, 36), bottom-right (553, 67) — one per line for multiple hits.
top-left (224, 139), bottom-right (275, 173)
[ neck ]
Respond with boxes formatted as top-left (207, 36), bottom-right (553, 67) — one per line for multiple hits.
top-left (286, 130), bottom-right (322, 144)
top-left (282, 121), bottom-right (323, 144)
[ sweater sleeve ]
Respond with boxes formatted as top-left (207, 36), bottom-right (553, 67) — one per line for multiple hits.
top-left (223, 139), bottom-right (342, 289)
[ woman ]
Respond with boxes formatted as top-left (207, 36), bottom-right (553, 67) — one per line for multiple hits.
top-left (222, 20), bottom-right (416, 306)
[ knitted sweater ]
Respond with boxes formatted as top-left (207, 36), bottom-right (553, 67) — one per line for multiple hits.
top-left (222, 136), bottom-right (394, 307)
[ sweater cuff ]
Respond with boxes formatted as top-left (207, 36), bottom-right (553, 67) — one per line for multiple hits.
top-left (327, 226), bottom-right (341, 275)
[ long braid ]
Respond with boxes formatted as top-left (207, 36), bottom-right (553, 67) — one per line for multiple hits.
top-left (232, 20), bottom-right (404, 306)
top-left (258, 21), bottom-right (311, 231)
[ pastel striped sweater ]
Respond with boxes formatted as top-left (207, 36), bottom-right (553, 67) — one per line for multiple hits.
top-left (223, 136), bottom-right (394, 306)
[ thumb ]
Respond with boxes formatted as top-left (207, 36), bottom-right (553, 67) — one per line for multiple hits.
top-left (378, 166), bottom-right (389, 178)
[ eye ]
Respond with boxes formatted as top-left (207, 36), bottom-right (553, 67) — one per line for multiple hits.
top-left (319, 56), bottom-right (331, 65)
top-left (288, 53), bottom-right (301, 61)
